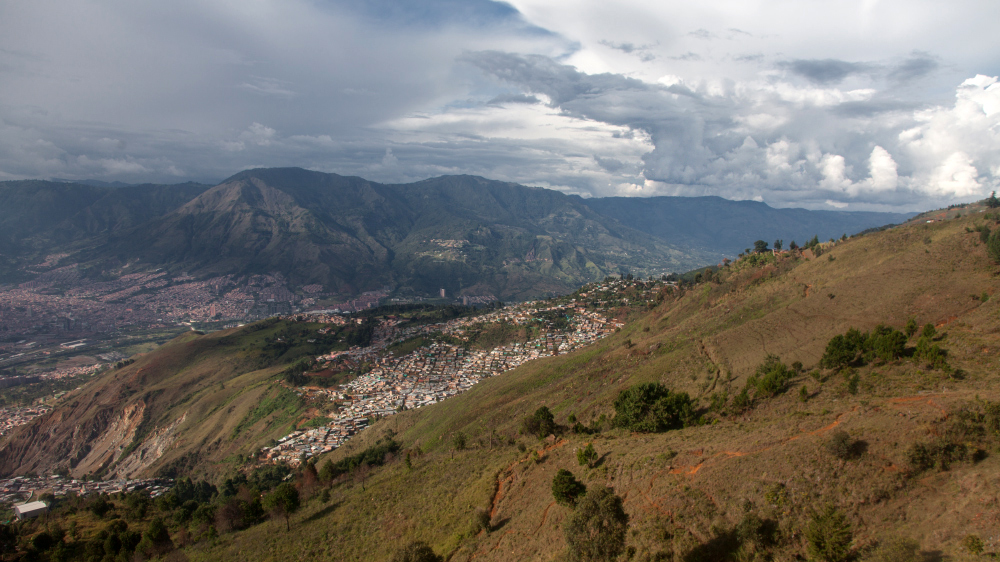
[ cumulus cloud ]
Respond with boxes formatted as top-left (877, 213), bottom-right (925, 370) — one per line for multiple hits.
top-left (1, 0), bottom-right (999, 211)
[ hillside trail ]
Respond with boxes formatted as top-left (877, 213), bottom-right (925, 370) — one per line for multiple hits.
top-left (466, 439), bottom-right (569, 561)
top-left (488, 438), bottom-right (569, 520)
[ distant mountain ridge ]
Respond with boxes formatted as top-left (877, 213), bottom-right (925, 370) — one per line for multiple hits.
top-left (0, 169), bottom-right (913, 298)
top-left (583, 196), bottom-right (914, 257)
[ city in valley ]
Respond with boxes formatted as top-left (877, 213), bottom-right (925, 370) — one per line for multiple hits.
top-left (0, 271), bottom-right (669, 488)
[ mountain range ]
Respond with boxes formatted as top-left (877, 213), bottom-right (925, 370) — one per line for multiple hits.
top-left (0, 168), bottom-right (913, 299)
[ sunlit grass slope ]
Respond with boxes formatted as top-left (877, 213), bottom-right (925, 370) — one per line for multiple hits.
top-left (188, 212), bottom-right (1000, 561)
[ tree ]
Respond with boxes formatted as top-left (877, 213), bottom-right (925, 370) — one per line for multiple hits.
top-left (319, 459), bottom-right (335, 482)
top-left (904, 318), bottom-right (918, 338)
top-left (865, 324), bottom-right (907, 363)
top-left (137, 517), bottom-right (173, 557)
top-left (987, 191), bottom-right (1000, 209)
top-left (612, 383), bottom-right (694, 432)
top-left (789, 240), bottom-right (798, 250)
top-left (774, 239), bottom-right (783, 250)
top-left (754, 240), bottom-right (770, 253)
top-left (577, 443), bottom-right (598, 468)
top-left (805, 506), bottom-right (852, 562)
top-left (988, 230), bottom-right (1000, 264)
top-left (564, 487), bottom-right (629, 562)
top-left (552, 469), bottom-right (587, 507)
top-left (264, 482), bottom-right (300, 531)
top-left (391, 541), bottom-right (444, 562)
top-left (452, 431), bottom-right (467, 451)
top-left (746, 355), bottom-right (794, 398)
top-left (522, 406), bottom-right (557, 439)
top-left (921, 323), bottom-right (936, 339)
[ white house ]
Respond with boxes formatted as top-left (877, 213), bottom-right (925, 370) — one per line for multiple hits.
top-left (13, 501), bottom-right (48, 520)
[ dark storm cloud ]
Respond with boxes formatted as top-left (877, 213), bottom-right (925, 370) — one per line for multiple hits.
top-left (783, 59), bottom-right (874, 84)
top-left (486, 93), bottom-right (541, 105)
top-left (887, 52), bottom-right (939, 82)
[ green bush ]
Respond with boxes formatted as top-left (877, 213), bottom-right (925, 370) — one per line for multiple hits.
top-left (577, 443), bottom-right (598, 467)
top-left (805, 506), bottom-right (852, 562)
top-left (988, 230), bottom-right (1000, 264)
top-left (746, 355), bottom-right (794, 398)
top-left (914, 336), bottom-right (947, 368)
top-left (611, 383), bottom-right (694, 432)
top-left (821, 325), bottom-right (906, 369)
top-left (522, 406), bottom-right (557, 439)
top-left (826, 430), bottom-right (854, 460)
top-left (564, 487), bottom-right (629, 562)
top-left (552, 469), bottom-right (587, 508)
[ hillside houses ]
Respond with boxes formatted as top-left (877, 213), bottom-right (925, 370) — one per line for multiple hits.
top-left (260, 300), bottom-right (623, 466)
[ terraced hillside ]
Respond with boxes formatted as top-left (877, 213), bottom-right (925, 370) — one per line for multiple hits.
top-left (179, 210), bottom-right (1000, 561)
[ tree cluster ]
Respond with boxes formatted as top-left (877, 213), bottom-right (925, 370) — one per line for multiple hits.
top-left (820, 324), bottom-right (907, 369)
top-left (611, 383), bottom-right (695, 432)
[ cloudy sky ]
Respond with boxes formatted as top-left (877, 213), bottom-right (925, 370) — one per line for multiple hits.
top-left (2, 0), bottom-right (999, 211)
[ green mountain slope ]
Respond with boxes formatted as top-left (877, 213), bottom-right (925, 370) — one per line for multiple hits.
top-left (584, 195), bottom-right (914, 260)
top-left (92, 169), bottom-right (701, 298)
top-left (1, 170), bottom-right (911, 300)
top-left (176, 213), bottom-right (1000, 560)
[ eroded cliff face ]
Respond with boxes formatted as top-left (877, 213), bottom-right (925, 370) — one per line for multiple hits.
top-left (71, 401), bottom-right (145, 478)
top-left (106, 412), bottom-right (186, 479)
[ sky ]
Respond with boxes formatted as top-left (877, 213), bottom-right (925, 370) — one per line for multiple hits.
top-left (1, 1), bottom-right (999, 211)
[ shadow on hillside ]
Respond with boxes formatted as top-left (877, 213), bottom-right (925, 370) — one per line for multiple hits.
top-left (304, 501), bottom-right (341, 523)
top-left (918, 550), bottom-right (945, 562)
top-left (592, 453), bottom-right (610, 468)
top-left (490, 517), bottom-right (510, 532)
top-left (850, 440), bottom-right (869, 459)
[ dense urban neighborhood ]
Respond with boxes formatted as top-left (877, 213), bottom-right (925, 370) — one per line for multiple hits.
top-left (259, 288), bottom-right (635, 464)
top-left (0, 476), bottom-right (173, 505)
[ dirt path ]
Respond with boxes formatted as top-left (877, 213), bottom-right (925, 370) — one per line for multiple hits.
top-left (488, 439), bottom-right (569, 520)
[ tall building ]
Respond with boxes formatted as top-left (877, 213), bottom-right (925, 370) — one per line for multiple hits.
top-left (439, 288), bottom-right (446, 298)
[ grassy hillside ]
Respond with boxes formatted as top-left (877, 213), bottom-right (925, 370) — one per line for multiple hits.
top-left (175, 211), bottom-right (1000, 561)
top-left (0, 319), bottom-right (358, 481)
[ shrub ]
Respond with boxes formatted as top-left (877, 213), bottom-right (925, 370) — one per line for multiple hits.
top-left (746, 355), bottom-right (794, 398)
top-left (522, 406), bottom-right (557, 439)
top-left (821, 332), bottom-right (861, 369)
top-left (612, 383), bottom-right (694, 432)
top-left (552, 469), bottom-right (587, 507)
top-left (805, 506), bottom-right (852, 562)
top-left (577, 443), bottom-right (598, 467)
top-left (452, 432), bottom-right (467, 451)
top-left (921, 323), bottom-right (936, 339)
top-left (865, 325), bottom-right (907, 363)
top-left (914, 336), bottom-right (947, 369)
top-left (799, 385), bottom-right (809, 402)
top-left (826, 430), bottom-right (853, 460)
top-left (988, 230), bottom-right (1000, 264)
top-left (391, 541), bottom-right (443, 562)
top-left (472, 508), bottom-right (491, 534)
top-left (564, 487), bottom-right (629, 562)
top-left (906, 440), bottom-right (978, 473)
top-left (822, 326), bottom-right (906, 369)
top-left (961, 534), bottom-right (985, 555)
top-left (904, 318), bottom-right (918, 338)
